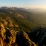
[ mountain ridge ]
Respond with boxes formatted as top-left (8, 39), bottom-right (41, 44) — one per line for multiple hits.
top-left (0, 7), bottom-right (37, 31)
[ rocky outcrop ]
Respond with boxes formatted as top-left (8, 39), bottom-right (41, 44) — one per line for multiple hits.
top-left (16, 30), bottom-right (37, 46)
top-left (0, 23), bottom-right (37, 46)
top-left (0, 23), bottom-right (6, 46)
top-left (1, 22), bottom-right (46, 46)
top-left (28, 27), bottom-right (46, 46)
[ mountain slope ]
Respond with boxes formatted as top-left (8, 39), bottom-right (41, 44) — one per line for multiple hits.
top-left (0, 7), bottom-right (46, 46)
top-left (0, 23), bottom-right (37, 46)
top-left (0, 7), bottom-right (37, 31)
top-left (24, 9), bottom-right (46, 26)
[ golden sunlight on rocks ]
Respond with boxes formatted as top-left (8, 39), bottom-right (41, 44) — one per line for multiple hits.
top-left (0, 22), bottom-right (37, 46)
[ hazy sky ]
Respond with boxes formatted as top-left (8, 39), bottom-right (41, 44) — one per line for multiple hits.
top-left (0, 0), bottom-right (46, 9)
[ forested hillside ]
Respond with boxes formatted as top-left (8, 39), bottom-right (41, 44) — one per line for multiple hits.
top-left (0, 7), bottom-right (37, 31)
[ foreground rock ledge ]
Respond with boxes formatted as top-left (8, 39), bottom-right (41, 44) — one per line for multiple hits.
top-left (0, 23), bottom-right (37, 46)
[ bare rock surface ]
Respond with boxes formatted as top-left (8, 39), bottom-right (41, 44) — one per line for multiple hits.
top-left (0, 23), bottom-right (37, 46)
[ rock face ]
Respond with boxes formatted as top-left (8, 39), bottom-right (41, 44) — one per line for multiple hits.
top-left (0, 23), bottom-right (6, 46)
top-left (0, 23), bottom-right (37, 46)
top-left (28, 27), bottom-right (46, 46)
top-left (1, 22), bottom-right (46, 46)
top-left (16, 30), bottom-right (36, 46)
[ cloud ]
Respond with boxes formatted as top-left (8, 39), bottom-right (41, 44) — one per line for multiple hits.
top-left (24, 5), bottom-right (46, 9)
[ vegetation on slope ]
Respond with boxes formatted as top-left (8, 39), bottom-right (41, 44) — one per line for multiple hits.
top-left (0, 8), bottom-right (37, 31)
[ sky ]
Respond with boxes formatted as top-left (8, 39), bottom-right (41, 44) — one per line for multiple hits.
top-left (0, 0), bottom-right (46, 9)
